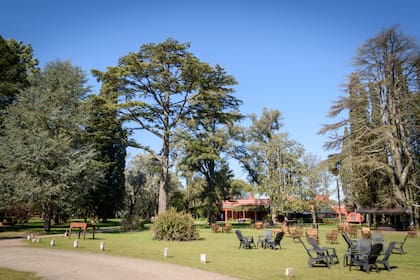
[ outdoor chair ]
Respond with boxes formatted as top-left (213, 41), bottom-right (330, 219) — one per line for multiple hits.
top-left (342, 232), bottom-right (358, 267)
top-left (361, 227), bottom-right (372, 239)
top-left (308, 237), bottom-right (339, 265)
top-left (326, 230), bottom-right (338, 244)
top-left (266, 231), bottom-right (284, 250)
top-left (305, 228), bottom-right (319, 244)
top-left (372, 232), bottom-right (385, 254)
top-left (349, 226), bottom-right (358, 238)
top-left (297, 237), bottom-right (330, 268)
top-left (392, 234), bottom-right (408, 254)
top-left (351, 243), bottom-right (383, 273)
top-left (211, 223), bottom-right (220, 233)
top-left (222, 223), bottom-right (232, 233)
top-left (235, 230), bottom-right (255, 249)
top-left (257, 229), bottom-right (273, 248)
top-left (376, 242), bottom-right (396, 271)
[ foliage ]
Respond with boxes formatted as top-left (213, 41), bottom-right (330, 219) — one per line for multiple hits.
top-left (151, 208), bottom-right (199, 241)
top-left (93, 38), bottom-right (239, 215)
top-left (0, 35), bottom-right (37, 118)
top-left (319, 27), bottom-right (420, 214)
top-left (84, 91), bottom-right (127, 222)
top-left (120, 214), bottom-right (145, 232)
top-left (0, 60), bottom-right (98, 231)
top-left (238, 108), bottom-right (305, 220)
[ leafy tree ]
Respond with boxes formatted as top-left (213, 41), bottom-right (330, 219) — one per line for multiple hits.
top-left (320, 27), bottom-right (419, 211)
top-left (93, 38), bottom-right (240, 214)
top-left (0, 60), bottom-right (98, 231)
top-left (84, 90), bottom-right (127, 222)
top-left (0, 36), bottom-right (37, 133)
top-left (238, 108), bottom-right (305, 222)
top-left (124, 154), bottom-right (160, 220)
top-left (175, 65), bottom-right (242, 221)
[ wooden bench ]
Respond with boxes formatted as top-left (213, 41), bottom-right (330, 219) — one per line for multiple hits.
top-left (68, 222), bottom-right (96, 239)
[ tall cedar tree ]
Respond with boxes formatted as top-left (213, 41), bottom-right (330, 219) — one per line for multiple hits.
top-left (320, 27), bottom-right (419, 210)
top-left (85, 92), bottom-right (127, 222)
top-left (0, 60), bottom-right (97, 231)
top-left (93, 39), bottom-right (239, 214)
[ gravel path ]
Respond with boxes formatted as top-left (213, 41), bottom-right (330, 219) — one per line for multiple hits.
top-left (0, 238), bottom-right (239, 280)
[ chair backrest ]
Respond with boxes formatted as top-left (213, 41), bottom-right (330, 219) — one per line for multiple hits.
top-left (308, 237), bottom-right (319, 248)
top-left (368, 243), bottom-right (383, 264)
top-left (264, 229), bottom-right (273, 240)
top-left (357, 239), bottom-right (372, 255)
top-left (274, 231), bottom-right (284, 244)
top-left (401, 234), bottom-right (408, 245)
top-left (342, 232), bottom-right (356, 249)
top-left (372, 232), bottom-right (384, 244)
top-left (382, 242), bottom-right (396, 261)
top-left (235, 230), bottom-right (244, 240)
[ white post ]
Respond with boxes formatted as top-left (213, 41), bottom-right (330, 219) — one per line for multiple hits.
top-left (285, 267), bottom-right (294, 278)
top-left (50, 239), bottom-right (55, 246)
top-left (163, 247), bottom-right (168, 257)
top-left (100, 241), bottom-right (105, 251)
top-left (200, 253), bottom-right (206, 264)
top-left (73, 239), bottom-right (78, 248)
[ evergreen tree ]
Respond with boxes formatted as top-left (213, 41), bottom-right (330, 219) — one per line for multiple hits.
top-left (320, 27), bottom-right (419, 210)
top-left (0, 60), bottom-right (97, 231)
top-left (93, 39), bottom-right (239, 214)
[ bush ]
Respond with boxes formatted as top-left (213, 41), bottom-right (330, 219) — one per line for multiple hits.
top-left (121, 215), bottom-right (145, 232)
top-left (151, 208), bottom-right (199, 241)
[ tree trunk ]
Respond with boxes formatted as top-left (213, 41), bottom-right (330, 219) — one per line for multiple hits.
top-left (42, 211), bottom-right (51, 232)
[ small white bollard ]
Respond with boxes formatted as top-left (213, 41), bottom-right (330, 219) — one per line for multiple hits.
top-left (285, 267), bottom-right (294, 278)
top-left (50, 239), bottom-right (55, 246)
top-left (100, 241), bottom-right (105, 251)
top-left (27, 235), bottom-right (31, 240)
top-left (64, 231), bottom-right (68, 237)
top-left (73, 239), bottom-right (78, 248)
top-left (163, 247), bottom-right (168, 257)
top-left (200, 253), bottom-right (206, 264)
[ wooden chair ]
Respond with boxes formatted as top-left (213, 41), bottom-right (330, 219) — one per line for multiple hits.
top-left (361, 227), bottom-right (372, 239)
top-left (306, 228), bottom-right (319, 244)
top-left (211, 223), bottom-right (220, 233)
top-left (349, 226), bottom-right (358, 238)
top-left (326, 230), bottom-right (338, 244)
top-left (407, 230), bottom-right (417, 238)
top-left (222, 223), bottom-right (232, 233)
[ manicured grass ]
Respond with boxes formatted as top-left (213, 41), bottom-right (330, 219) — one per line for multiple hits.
top-left (28, 224), bottom-right (420, 280)
top-left (0, 268), bottom-right (41, 280)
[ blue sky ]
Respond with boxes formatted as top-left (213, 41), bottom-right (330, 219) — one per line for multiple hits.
top-left (2, 0), bottom-right (420, 178)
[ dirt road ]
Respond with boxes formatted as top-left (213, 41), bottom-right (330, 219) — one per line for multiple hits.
top-left (0, 238), bottom-right (239, 280)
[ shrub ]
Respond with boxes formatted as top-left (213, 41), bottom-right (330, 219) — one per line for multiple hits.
top-left (121, 215), bottom-right (145, 232)
top-left (151, 208), bottom-right (199, 241)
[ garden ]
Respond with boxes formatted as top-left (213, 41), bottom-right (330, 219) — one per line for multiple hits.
top-left (1, 219), bottom-right (419, 280)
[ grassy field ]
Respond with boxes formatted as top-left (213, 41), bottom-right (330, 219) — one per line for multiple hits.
top-left (17, 223), bottom-right (420, 280)
top-left (0, 268), bottom-right (40, 280)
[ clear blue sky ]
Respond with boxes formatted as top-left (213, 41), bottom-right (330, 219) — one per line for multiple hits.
top-left (2, 0), bottom-right (419, 176)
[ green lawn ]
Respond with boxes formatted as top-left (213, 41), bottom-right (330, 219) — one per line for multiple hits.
top-left (26, 224), bottom-right (419, 280)
top-left (0, 268), bottom-right (41, 280)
